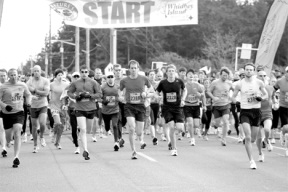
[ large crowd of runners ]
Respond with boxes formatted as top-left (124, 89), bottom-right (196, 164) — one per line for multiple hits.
top-left (0, 61), bottom-right (287, 170)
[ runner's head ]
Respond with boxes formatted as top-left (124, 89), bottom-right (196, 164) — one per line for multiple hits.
top-left (54, 68), bottom-right (64, 81)
top-left (178, 67), bottom-right (187, 79)
top-left (257, 70), bottom-right (267, 84)
top-left (219, 67), bottom-right (230, 81)
top-left (244, 63), bottom-right (255, 78)
top-left (106, 72), bottom-right (115, 85)
top-left (269, 75), bottom-right (277, 86)
top-left (285, 66), bottom-right (288, 81)
top-left (8, 68), bottom-right (18, 84)
top-left (88, 70), bottom-right (95, 79)
top-left (166, 64), bottom-right (177, 79)
top-left (95, 68), bottom-right (102, 79)
top-left (128, 60), bottom-right (140, 77)
top-left (71, 72), bottom-right (80, 82)
top-left (203, 78), bottom-right (211, 89)
top-left (156, 71), bottom-right (163, 81)
top-left (148, 70), bottom-right (156, 81)
top-left (80, 65), bottom-right (89, 79)
top-left (0, 69), bottom-right (7, 83)
top-left (186, 69), bottom-right (195, 82)
top-left (32, 65), bottom-right (41, 78)
top-left (113, 64), bottom-right (122, 79)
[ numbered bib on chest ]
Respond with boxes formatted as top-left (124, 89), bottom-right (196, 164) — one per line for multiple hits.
top-left (187, 94), bottom-right (197, 103)
top-left (130, 93), bottom-right (141, 104)
top-left (106, 96), bottom-right (116, 106)
top-left (11, 92), bottom-right (22, 104)
top-left (285, 92), bottom-right (288, 102)
top-left (246, 90), bottom-right (256, 103)
top-left (81, 98), bottom-right (90, 102)
top-left (221, 90), bottom-right (229, 99)
top-left (166, 92), bottom-right (176, 103)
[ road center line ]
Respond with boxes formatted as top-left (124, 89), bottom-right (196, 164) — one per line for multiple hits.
top-left (137, 152), bottom-right (158, 162)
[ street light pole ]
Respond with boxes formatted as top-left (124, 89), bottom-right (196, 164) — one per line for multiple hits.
top-left (110, 28), bottom-right (117, 64)
top-left (86, 28), bottom-right (90, 69)
top-left (60, 41), bottom-right (64, 69)
top-left (75, 27), bottom-right (80, 72)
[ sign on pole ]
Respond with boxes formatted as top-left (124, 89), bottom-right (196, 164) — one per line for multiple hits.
top-left (240, 43), bottom-right (252, 59)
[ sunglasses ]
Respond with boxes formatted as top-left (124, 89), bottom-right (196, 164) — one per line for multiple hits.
top-left (73, 75), bottom-right (80, 78)
top-left (259, 75), bottom-right (266, 77)
top-left (107, 75), bottom-right (114, 78)
top-left (81, 71), bottom-right (88, 74)
top-left (114, 69), bottom-right (121, 72)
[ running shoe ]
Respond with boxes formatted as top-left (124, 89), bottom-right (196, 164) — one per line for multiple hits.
top-left (161, 134), bottom-right (167, 141)
top-left (1, 149), bottom-right (7, 157)
top-left (140, 143), bottom-right (146, 149)
top-left (280, 133), bottom-right (285, 146)
top-left (131, 151), bottom-right (137, 160)
top-left (12, 158), bottom-right (20, 168)
top-left (197, 129), bottom-right (202, 138)
top-left (32, 146), bottom-right (39, 153)
top-left (119, 138), bottom-right (125, 148)
top-left (83, 151), bottom-right (90, 160)
top-left (178, 135), bottom-right (182, 140)
top-left (285, 149), bottom-right (288, 157)
top-left (10, 140), bottom-right (14, 145)
top-left (221, 138), bottom-right (227, 146)
top-left (258, 153), bottom-right (264, 162)
top-left (22, 133), bottom-right (27, 143)
top-left (29, 135), bottom-right (33, 141)
top-left (108, 130), bottom-right (112, 135)
top-left (55, 143), bottom-right (62, 150)
top-left (190, 138), bottom-right (196, 146)
top-left (262, 141), bottom-right (266, 149)
top-left (40, 138), bottom-right (46, 147)
top-left (171, 149), bottom-right (178, 156)
top-left (270, 138), bottom-right (276, 144)
top-left (74, 147), bottom-right (80, 154)
top-left (182, 131), bottom-right (185, 137)
top-left (250, 160), bottom-right (257, 170)
top-left (237, 136), bottom-right (243, 143)
top-left (92, 136), bottom-right (97, 142)
top-left (227, 130), bottom-right (232, 135)
top-left (152, 137), bottom-right (158, 145)
top-left (267, 140), bottom-right (273, 152)
top-left (100, 133), bottom-right (107, 139)
top-left (168, 142), bottom-right (172, 150)
top-left (187, 132), bottom-right (191, 138)
top-left (217, 129), bottom-right (222, 138)
top-left (114, 142), bottom-right (120, 151)
top-left (6, 142), bottom-right (11, 148)
top-left (203, 135), bottom-right (209, 141)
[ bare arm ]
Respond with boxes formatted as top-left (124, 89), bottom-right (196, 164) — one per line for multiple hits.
top-left (35, 79), bottom-right (50, 96)
top-left (67, 82), bottom-right (76, 99)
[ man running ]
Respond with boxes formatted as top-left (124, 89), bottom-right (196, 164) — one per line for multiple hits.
top-left (156, 64), bottom-right (187, 156)
top-left (273, 66), bottom-right (288, 156)
top-left (68, 65), bottom-right (102, 160)
top-left (0, 69), bottom-right (31, 167)
top-left (50, 69), bottom-right (70, 149)
top-left (0, 69), bottom-right (8, 157)
top-left (207, 67), bottom-right (233, 146)
top-left (119, 60), bottom-right (151, 159)
top-left (232, 63), bottom-right (267, 169)
top-left (26, 65), bottom-right (50, 153)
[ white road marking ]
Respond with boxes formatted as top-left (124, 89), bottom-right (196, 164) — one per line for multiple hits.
top-left (137, 152), bottom-right (158, 162)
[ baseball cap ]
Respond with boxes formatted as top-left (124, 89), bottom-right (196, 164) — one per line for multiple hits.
top-left (256, 65), bottom-right (264, 72)
top-left (72, 72), bottom-right (80, 77)
top-left (105, 71), bottom-right (114, 77)
top-left (285, 66), bottom-right (288, 72)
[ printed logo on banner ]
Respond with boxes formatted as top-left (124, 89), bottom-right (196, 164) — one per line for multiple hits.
top-left (50, 1), bottom-right (78, 21)
top-left (161, 0), bottom-right (195, 19)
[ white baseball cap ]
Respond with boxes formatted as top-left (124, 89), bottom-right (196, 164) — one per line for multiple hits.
top-left (286, 66), bottom-right (288, 72)
top-left (105, 71), bottom-right (114, 77)
top-left (72, 72), bottom-right (80, 77)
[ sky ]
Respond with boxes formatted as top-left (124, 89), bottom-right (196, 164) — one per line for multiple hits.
top-left (0, 0), bottom-right (62, 70)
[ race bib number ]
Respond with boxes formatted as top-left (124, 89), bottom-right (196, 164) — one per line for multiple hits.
top-left (81, 98), bottom-right (90, 102)
top-left (106, 96), bottom-right (116, 106)
top-left (11, 92), bottom-right (22, 104)
top-left (247, 93), bottom-right (256, 103)
top-left (221, 90), bottom-right (229, 99)
top-left (130, 93), bottom-right (141, 104)
top-left (285, 92), bottom-right (288, 102)
top-left (166, 92), bottom-right (176, 102)
top-left (187, 94), bottom-right (197, 103)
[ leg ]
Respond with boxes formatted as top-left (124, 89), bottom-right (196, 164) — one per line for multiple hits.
top-left (111, 113), bottom-right (119, 142)
top-left (222, 114), bottom-right (230, 140)
top-left (168, 121), bottom-right (176, 150)
top-left (136, 121), bottom-right (145, 146)
top-left (31, 118), bottom-right (39, 147)
top-left (127, 117), bottom-right (136, 152)
top-left (53, 114), bottom-right (62, 146)
top-left (38, 113), bottom-right (47, 139)
top-left (68, 109), bottom-right (78, 147)
top-left (12, 124), bottom-right (22, 158)
top-left (242, 122), bottom-right (253, 161)
top-left (0, 118), bottom-right (6, 151)
top-left (187, 117), bottom-right (194, 144)
top-left (77, 117), bottom-right (88, 151)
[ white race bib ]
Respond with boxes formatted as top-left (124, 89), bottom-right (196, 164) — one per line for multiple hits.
top-left (166, 92), bottom-right (176, 102)
top-left (187, 94), bottom-right (197, 103)
top-left (246, 91), bottom-right (256, 103)
top-left (11, 92), bottom-right (22, 104)
top-left (130, 93), bottom-right (141, 104)
top-left (285, 92), bottom-right (288, 102)
top-left (106, 96), bottom-right (116, 106)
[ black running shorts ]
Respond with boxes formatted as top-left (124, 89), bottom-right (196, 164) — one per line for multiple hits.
top-left (240, 108), bottom-right (262, 127)
top-left (75, 110), bottom-right (96, 119)
top-left (30, 106), bottom-right (47, 118)
top-left (124, 103), bottom-right (146, 122)
top-left (213, 104), bottom-right (231, 119)
top-left (279, 106), bottom-right (288, 126)
top-left (162, 106), bottom-right (184, 124)
top-left (184, 105), bottom-right (201, 119)
top-left (1, 111), bottom-right (25, 130)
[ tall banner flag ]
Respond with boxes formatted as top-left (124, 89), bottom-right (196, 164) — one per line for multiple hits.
top-left (0, 0), bottom-right (4, 27)
top-left (255, 0), bottom-right (288, 75)
top-left (48, 0), bottom-right (198, 28)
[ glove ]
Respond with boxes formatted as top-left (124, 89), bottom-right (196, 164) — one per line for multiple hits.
top-left (5, 105), bottom-right (13, 112)
top-left (80, 92), bottom-right (91, 99)
top-left (255, 96), bottom-right (262, 102)
top-left (102, 98), bottom-right (109, 106)
top-left (236, 101), bottom-right (241, 106)
top-left (75, 95), bottom-right (83, 102)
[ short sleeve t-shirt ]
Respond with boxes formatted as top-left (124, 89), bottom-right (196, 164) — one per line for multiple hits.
top-left (0, 82), bottom-right (31, 114)
top-left (156, 78), bottom-right (185, 107)
top-left (274, 77), bottom-right (288, 108)
top-left (101, 83), bottom-right (119, 114)
top-left (120, 75), bottom-right (151, 105)
top-left (26, 77), bottom-right (50, 108)
top-left (50, 81), bottom-right (70, 111)
top-left (185, 82), bottom-right (203, 106)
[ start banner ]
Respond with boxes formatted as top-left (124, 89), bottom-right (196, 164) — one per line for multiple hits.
top-left (0, 0), bottom-right (4, 27)
top-left (48, 0), bottom-right (198, 28)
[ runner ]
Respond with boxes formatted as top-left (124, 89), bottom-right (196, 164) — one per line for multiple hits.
top-left (156, 64), bottom-right (187, 156)
top-left (119, 60), bottom-right (151, 159)
top-left (201, 78), bottom-right (213, 140)
top-left (26, 65), bottom-right (50, 153)
top-left (50, 69), bottom-right (70, 149)
top-left (258, 70), bottom-right (274, 153)
top-left (184, 69), bottom-right (206, 146)
top-left (67, 65), bottom-right (102, 160)
top-left (101, 71), bottom-right (121, 151)
top-left (273, 66), bottom-right (288, 156)
top-left (0, 68), bottom-right (31, 168)
top-left (0, 69), bottom-right (7, 157)
top-left (231, 63), bottom-right (268, 169)
top-left (207, 67), bottom-right (233, 146)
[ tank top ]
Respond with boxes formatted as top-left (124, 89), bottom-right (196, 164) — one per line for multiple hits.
top-left (240, 78), bottom-right (261, 109)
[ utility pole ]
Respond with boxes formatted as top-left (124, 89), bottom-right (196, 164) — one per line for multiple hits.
top-left (75, 27), bottom-right (80, 72)
top-left (86, 28), bottom-right (90, 69)
top-left (49, 7), bottom-right (52, 76)
top-left (110, 28), bottom-right (117, 64)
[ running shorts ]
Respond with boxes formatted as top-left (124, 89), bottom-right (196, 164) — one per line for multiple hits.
top-left (213, 104), bottom-right (231, 118)
top-left (75, 110), bottom-right (96, 119)
top-left (30, 106), bottom-right (47, 118)
top-left (1, 111), bottom-right (25, 130)
top-left (260, 111), bottom-right (273, 127)
top-left (279, 106), bottom-right (288, 126)
top-left (240, 108), bottom-right (262, 127)
top-left (162, 106), bottom-right (184, 124)
top-left (183, 105), bottom-right (201, 119)
top-left (124, 104), bottom-right (146, 122)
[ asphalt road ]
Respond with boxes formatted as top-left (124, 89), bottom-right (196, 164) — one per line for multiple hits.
top-left (1, 131), bottom-right (287, 192)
